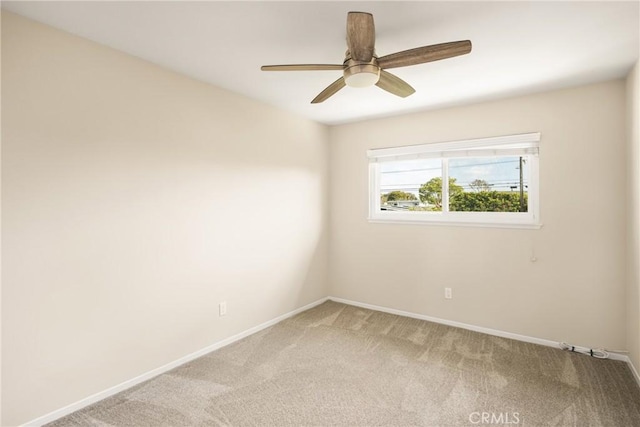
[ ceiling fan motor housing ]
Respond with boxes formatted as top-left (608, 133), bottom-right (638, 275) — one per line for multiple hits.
top-left (343, 57), bottom-right (380, 87)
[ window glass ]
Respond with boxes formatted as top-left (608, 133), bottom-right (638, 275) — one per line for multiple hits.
top-left (379, 159), bottom-right (441, 211)
top-left (367, 133), bottom-right (541, 228)
top-left (448, 156), bottom-right (529, 212)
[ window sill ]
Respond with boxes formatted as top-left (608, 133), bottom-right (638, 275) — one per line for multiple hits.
top-left (368, 217), bottom-right (543, 230)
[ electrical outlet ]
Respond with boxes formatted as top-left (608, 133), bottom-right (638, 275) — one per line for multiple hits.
top-left (444, 288), bottom-right (452, 299)
top-left (219, 301), bottom-right (227, 316)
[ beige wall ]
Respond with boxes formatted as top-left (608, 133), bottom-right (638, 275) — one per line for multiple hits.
top-left (627, 61), bottom-right (640, 374)
top-left (329, 80), bottom-right (627, 350)
top-left (1, 12), bottom-right (329, 426)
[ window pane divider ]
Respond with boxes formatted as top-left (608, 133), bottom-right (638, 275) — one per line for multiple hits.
top-left (442, 159), bottom-right (450, 214)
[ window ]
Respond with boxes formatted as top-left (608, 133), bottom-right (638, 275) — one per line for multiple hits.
top-left (368, 133), bottom-right (540, 228)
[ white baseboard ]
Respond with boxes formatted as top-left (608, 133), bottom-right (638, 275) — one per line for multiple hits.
top-left (22, 294), bottom-right (640, 426)
top-left (328, 296), bottom-right (638, 378)
top-left (23, 297), bottom-right (329, 427)
top-left (628, 357), bottom-right (640, 387)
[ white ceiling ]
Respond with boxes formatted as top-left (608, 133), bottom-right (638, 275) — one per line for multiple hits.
top-left (3, 1), bottom-right (639, 125)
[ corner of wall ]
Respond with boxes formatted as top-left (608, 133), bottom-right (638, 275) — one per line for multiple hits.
top-left (0, 10), bottom-right (4, 426)
top-left (626, 59), bottom-right (640, 376)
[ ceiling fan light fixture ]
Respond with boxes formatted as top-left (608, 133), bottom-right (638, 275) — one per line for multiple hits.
top-left (343, 63), bottom-right (380, 88)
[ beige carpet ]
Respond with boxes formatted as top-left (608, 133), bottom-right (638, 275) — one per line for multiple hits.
top-left (48, 301), bottom-right (640, 426)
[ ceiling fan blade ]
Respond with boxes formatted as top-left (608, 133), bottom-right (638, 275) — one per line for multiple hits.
top-left (377, 40), bottom-right (472, 69)
top-left (261, 64), bottom-right (344, 71)
top-left (375, 70), bottom-right (416, 98)
top-left (347, 12), bottom-right (375, 62)
top-left (311, 77), bottom-right (346, 104)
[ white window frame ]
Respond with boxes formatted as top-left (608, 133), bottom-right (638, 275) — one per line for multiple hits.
top-left (368, 133), bottom-right (541, 229)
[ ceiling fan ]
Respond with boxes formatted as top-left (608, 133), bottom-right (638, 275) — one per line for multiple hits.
top-left (261, 11), bottom-right (472, 104)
